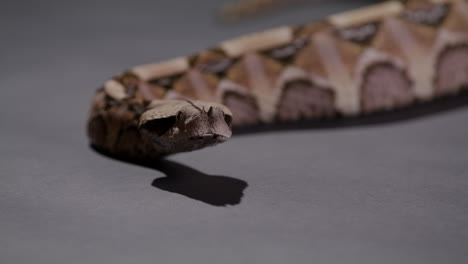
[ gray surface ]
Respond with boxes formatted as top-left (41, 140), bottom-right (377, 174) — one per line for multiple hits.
top-left (1, 0), bottom-right (468, 263)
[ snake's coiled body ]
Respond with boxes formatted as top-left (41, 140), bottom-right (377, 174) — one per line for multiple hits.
top-left (88, 0), bottom-right (468, 159)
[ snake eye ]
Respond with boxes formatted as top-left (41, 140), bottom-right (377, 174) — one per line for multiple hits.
top-left (176, 111), bottom-right (184, 120)
top-left (223, 112), bottom-right (233, 128)
top-left (141, 116), bottom-right (176, 136)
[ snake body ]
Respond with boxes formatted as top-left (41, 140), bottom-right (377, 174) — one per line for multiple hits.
top-left (88, 0), bottom-right (468, 159)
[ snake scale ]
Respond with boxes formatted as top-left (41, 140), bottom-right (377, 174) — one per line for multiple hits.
top-left (88, 0), bottom-right (468, 160)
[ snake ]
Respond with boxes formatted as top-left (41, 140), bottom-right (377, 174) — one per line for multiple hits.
top-left (87, 0), bottom-right (468, 160)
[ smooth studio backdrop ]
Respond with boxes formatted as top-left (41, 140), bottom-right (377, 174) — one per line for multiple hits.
top-left (1, 0), bottom-right (468, 263)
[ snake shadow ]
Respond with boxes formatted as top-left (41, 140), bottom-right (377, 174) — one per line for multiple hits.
top-left (150, 160), bottom-right (247, 206)
top-left (91, 146), bottom-right (247, 206)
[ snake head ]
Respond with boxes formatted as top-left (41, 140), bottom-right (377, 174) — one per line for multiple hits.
top-left (139, 100), bottom-right (233, 154)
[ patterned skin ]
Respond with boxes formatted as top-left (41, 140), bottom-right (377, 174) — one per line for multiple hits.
top-left (88, 0), bottom-right (468, 159)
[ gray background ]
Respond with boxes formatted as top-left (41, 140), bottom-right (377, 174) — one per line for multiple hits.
top-left (1, 0), bottom-right (468, 263)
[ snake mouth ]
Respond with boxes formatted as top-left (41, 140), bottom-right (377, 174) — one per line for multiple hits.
top-left (190, 133), bottom-right (230, 143)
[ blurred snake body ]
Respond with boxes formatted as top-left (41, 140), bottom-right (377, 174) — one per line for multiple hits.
top-left (88, 0), bottom-right (468, 159)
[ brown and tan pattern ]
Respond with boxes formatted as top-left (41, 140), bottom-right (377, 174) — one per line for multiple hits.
top-left (88, 0), bottom-right (468, 159)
